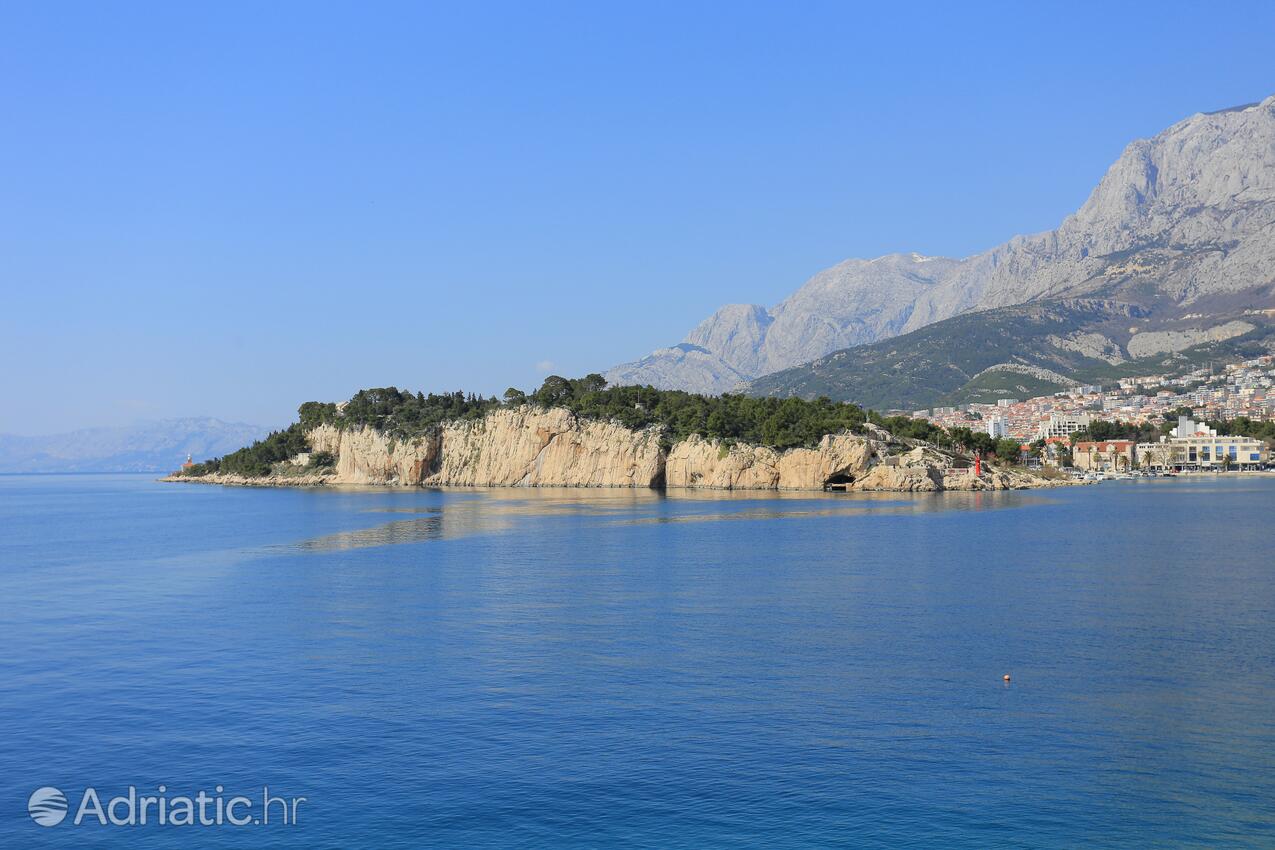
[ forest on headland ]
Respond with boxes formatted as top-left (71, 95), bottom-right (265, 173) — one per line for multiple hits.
top-left (180, 375), bottom-right (1275, 478)
top-left (184, 375), bottom-right (876, 477)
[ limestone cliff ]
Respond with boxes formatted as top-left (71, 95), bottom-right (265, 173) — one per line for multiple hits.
top-left (307, 424), bottom-right (441, 485)
top-left (167, 406), bottom-right (1070, 492)
top-left (664, 434), bottom-right (881, 490)
top-left (426, 407), bottom-right (664, 487)
top-left (303, 408), bottom-right (663, 487)
top-left (852, 446), bottom-right (1040, 491)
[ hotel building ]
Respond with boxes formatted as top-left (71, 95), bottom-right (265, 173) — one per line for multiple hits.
top-left (1136, 416), bottom-right (1266, 471)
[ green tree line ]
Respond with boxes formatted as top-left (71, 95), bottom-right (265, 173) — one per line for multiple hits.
top-left (521, 374), bottom-right (869, 450)
top-left (1205, 416), bottom-right (1275, 443)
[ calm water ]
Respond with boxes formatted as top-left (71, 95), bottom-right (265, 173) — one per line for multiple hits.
top-left (2, 475), bottom-right (1274, 848)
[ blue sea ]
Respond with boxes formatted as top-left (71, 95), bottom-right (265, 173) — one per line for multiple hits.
top-left (2, 474), bottom-right (1274, 847)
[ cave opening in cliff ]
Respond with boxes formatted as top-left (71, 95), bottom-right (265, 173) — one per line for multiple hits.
top-left (824, 473), bottom-right (855, 491)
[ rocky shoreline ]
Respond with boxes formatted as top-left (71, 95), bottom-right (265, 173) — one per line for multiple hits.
top-left (162, 406), bottom-right (1076, 493)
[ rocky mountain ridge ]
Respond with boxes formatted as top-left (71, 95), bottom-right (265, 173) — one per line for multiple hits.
top-left (607, 95), bottom-right (1275, 394)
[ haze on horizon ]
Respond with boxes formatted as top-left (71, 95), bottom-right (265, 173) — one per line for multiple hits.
top-left (4, 1), bottom-right (1274, 435)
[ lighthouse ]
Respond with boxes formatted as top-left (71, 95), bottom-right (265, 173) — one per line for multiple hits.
top-left (181, 453), bottom-right (195, 471)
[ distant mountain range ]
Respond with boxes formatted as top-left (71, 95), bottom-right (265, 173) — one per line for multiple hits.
top-left (0, 418), bottom-right (268, 473)
top-left (607, 95), bottom-right (1275, 408)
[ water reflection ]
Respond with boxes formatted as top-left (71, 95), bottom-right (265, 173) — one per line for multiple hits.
top-left (292, 511), bottom-right (512, 552)
top-left (286, 488), bottom-right (1050, 550)
top-left (618, 504), bottom-right (932, 524)
top-left (614, 492), bottom-right (1049, 525)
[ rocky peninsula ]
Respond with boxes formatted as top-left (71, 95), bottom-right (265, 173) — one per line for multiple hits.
top-left (164, 404), bottom-right (1069, 493)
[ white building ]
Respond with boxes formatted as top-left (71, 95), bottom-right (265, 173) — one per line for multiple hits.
top-left (1036, 413), bottom-right (1092, 440)
top-left (1136, 416), bottom-right (1266, 470)
top-left (987, 416), bottom-right (1009, 438)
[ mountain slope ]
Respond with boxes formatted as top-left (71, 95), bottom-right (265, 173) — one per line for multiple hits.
top-left (0, 418), bottom-right (268, 473)
top-left (606, 252), bottom-right (960, 392)
top-left (745, 286), bottom-right (1275, 410)
top-left (900, 95), bottom-right (1275, 327)
top-left (607, 94), bottom-right (1275, 393)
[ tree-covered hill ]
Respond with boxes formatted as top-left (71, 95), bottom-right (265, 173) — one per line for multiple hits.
top-left (182, 377), bottom-right (878, 477)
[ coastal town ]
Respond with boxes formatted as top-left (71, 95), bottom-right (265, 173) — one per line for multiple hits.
top-left (910, 355), bottom-right (1274, 476)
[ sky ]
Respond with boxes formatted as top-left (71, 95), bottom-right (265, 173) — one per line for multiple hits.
top-left (3, 1), bottom-right (1274, 434)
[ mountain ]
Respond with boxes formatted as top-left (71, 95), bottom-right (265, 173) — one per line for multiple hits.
top-left (606, 253), bottom-right (961, 393)
top-left (607, 95), bottom-right (1275, 396)
top-left (746, 295), bottom-right (1275, 410)
top-left (0, 418), bottom-right (268, 473)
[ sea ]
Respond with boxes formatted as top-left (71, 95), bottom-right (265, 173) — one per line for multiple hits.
top-left (2, 473), bottom-right (1273, 848)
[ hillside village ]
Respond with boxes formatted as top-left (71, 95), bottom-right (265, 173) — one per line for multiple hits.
top-left (912, 356), bottom-right (1275, 474)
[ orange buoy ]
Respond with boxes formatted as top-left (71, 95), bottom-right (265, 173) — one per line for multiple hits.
top-left (1003, 673), bottom-right (1011, 682)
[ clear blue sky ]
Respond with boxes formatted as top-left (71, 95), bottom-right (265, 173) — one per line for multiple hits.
top-left (3, 1), bottom-right (1273, 434)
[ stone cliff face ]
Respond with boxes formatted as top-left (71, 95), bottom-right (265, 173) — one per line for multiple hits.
top-left (307, 424), bottom-right (441, 485)
top-left (310, 409), bottom-right (886, 490)
top-left (314, 410), bottom-right (893, 490)
top-left (174, 407), bottom-right (1066, 492)
top-left (428, 408), bottom-right (664, 487)
top-left (852, 446), bottom-right (1042, 491)
top-left (307, 408), bottom-right (664, 487)
top-left (663, 434), bottom-right (881, 490)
